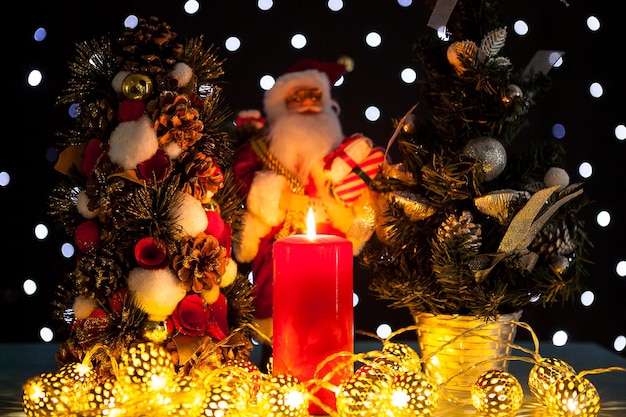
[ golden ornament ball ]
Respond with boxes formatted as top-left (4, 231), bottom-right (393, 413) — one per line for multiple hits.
top-left (336, 367), bottom-right (391, 417)
top-left (385, 371), bottom-right (439, 417)
top-left (471, 370), bottom-right (523, 417)
top-left (528, 357), bottom-right (576, 405)
top-left (121, 73), bottom-right (155, 99)
top-left (202, 377), bottom-right (250, 417)
top-left (170, 374), bottom-right (207, 416)
top-left (374, 342), bottom-right (421, 373)
top-left (22, 372), bottom-right (71, 417)
top-left (545, 373), bottom-right (601, 417)
top-left (116, 342), bottom-right (177, 396)
top-left (257, 374), bottom-right (309, 417)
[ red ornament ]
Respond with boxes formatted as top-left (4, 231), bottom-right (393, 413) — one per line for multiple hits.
top-left (134, 237), bottom-right (169, 269)
top-left (74, 220), bottom-right (101, 252)
top-left (170, 294), bottom-right (212, 338)
top-left (136, 149), bottom-right (171, 183)
top-left (82, 139), bottom-right (104, 177)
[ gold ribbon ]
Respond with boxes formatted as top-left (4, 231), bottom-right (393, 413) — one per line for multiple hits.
top-left (472, 184), bottom-right (584, 281)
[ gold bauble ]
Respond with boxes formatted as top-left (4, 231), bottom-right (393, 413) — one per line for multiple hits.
top-left (121, 73), bottom-right (155, 99)
top-left (116, 342), bottom-right (177, 397)
top-left (545, 374), bottom-right (601, 417)
top-left (374, 342), bottom-right (421, 373)
top-left (336, 367), bottom-right (390, 417)
top-left (257, 374), bottom-right (309, 417)
top-left (471, 370), bottom-right (523, 417)
top-left (385, 371), bottom-right (439, 417)
top-left (528, 357), bottom-right (576, 405)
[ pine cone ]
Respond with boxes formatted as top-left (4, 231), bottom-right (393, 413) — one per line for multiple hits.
top-left (178, 149), bottom-right (224, 202)
top-left (437, 210), bottom-right (482, 254)
top-left (531, 220), bottom-right (577, 258)
top-left (153, 93), bottom-right (204, 150)
top-left (172, 232), bottom-right (228, 293)
top-left (115, 16), bottom-right (183, 79)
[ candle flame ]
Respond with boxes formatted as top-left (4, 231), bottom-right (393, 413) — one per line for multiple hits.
top-left (306, 207), bottom-right (316, 239)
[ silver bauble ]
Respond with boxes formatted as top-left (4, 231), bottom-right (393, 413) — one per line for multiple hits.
top-left (463, 136), bottom-right (507, 182)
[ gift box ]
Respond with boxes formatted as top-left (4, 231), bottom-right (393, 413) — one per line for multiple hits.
top-left (324, 134), bottom-right (385, 204)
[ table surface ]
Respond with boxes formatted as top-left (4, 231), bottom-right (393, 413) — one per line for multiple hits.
top-left (1, 340), bottom-right (625, 416)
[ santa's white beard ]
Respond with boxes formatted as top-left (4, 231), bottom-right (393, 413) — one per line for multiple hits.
top-left (267, 110), bottom-right (344, 183)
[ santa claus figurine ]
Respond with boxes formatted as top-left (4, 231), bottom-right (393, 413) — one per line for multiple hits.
top-left (231, 59), bottom-right (384, 360)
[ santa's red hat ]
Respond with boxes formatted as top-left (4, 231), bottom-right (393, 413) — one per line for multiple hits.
top-left (263, 59), bottom-right (346, 123)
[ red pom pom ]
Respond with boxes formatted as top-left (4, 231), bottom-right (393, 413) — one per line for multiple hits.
top-left (75, 220), bottom-right (101, 252)
top-left (118, 99), bottom-right (146, 122)
top-left (109, 287), bottom-right (129, 313)
top-left (82, 139), bottom-right (104, 177)
top-left (170, 294), bottom-right (210, 337)
top-left (210, 292), bottom-right (229, 338)
top-left (136, 149), bottom-right (171, 183)
top-left (205, 211), bottom-right (232, 256)
top-left (134, 237), bottom-right (169, 269)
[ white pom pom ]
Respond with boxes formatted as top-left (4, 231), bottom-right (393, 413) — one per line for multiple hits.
top-left (108, 115), bottom-right (159, 170)
top-left (544, 167), bottom-right (570, 189)
top-left (162, 140), bottom-right (183, 160)
top-left (219, 258), bottom-right (238, 288)
top-left (76, 190), bottom-right (99, 219)
top-left (127, 267), bottom-right (186, 321)
top-left (111, 71), bottom-right (131, 93)
top-left (72, 296), bottom-right (99, 319)
top-left (170, 62), bottom-right (194, 87)
top-left (200, 285), bottom-right (221, 305)
top-left (172, 191), bottom-right (209, 237)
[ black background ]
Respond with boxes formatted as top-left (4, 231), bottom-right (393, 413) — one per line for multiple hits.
top-left (2, 1), bottom-right (625, 356)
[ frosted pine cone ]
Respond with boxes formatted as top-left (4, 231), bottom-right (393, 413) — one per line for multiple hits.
top-left (437, 210), bottom-right (482, 254)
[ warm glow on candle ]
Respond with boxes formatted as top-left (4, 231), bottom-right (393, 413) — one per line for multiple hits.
top-left (306, 207), bottom-right (316, 239)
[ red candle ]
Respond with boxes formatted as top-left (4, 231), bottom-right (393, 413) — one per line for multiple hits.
top-left (272, 218), bottom-right (354, 415)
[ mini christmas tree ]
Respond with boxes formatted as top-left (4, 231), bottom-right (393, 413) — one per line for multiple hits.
top-left (360, 0), bottom-right (591, 320)
top-left (22, 16), bottom-right (258, 415)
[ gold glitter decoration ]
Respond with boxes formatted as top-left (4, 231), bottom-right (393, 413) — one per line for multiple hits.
top-left (471, 370), bottom-right (523, 417)
top-left (388, 191), bottom-right (436, 222)
top-left (474, 189), bottom-right (530, 225)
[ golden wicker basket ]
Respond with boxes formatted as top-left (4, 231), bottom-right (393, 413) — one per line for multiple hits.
top-left (411, 310), bottom-right (522, 393)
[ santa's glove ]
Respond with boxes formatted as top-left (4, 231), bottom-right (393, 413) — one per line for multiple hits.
top-left (247, 171), bottom-right (287, 225)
